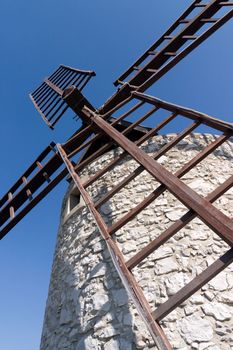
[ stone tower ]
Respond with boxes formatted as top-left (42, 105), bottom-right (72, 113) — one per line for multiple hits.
top-left (40, 133), bottom-right (233, 350)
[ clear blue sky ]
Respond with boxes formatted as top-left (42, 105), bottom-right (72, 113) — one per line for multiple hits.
top-left (0, 1), bottom-right (232, 349)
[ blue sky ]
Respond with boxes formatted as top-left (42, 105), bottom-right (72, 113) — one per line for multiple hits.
top-left (0, 1), bottom-right (232, 349)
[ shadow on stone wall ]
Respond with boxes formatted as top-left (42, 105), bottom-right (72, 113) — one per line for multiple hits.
top-left (40, 180), bottom-right (140, 350)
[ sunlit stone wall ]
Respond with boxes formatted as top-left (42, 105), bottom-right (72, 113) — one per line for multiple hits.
top-left (40, 133), bottom-right (233, 350)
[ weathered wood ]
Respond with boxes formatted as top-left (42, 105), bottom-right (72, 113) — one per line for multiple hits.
top-left (133, 92), bottom-right (233, 133)
top-left (82, 107), bottom-right (233, 246)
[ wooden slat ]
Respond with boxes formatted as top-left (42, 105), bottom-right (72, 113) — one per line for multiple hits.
top-left (44, 79), bottom-right (63, 96)
top-left (133, 92), bottom-right (233, 133)
top-left (0, 169), bottom-right (68, 240)
top-left (113, 0), bottom-right (204, 86)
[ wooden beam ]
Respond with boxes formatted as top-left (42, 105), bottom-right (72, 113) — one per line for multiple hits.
top-left (57, 143), bottom-right (173, 350)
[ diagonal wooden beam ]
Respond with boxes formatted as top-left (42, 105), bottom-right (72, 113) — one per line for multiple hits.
top-left (80, 105), bottom-right (233, 246)
top-left (57, 143), bottom-right (173, 350)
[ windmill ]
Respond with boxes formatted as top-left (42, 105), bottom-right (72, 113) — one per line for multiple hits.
top-left (1, 1), bottom-right (233, 349)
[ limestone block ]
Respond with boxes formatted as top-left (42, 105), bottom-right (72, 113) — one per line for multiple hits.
top-left (152, 246), bottom-right (173, 261)
top-left (180, 315), bottom-right (213, 344)
top-left (209, 272), bottom-right (233, 291)
top-left (165, 272), bottom-right (190, 296)
top-left (202, 302), bottom-right (231, 321)
top-left (92, 293), bottom-right (111, 312)
top-left (155, 257), bottom-right (179, 275)
top-left (165, 209), bottom-right (187, 221)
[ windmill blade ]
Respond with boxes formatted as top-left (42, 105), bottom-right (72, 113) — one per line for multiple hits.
top-left (100, 0), bottom-right (233, 114)
top-left (0, 124), bottom-right (96, 240)
top-left (29, 65), bottom-right (96, 129)
top-left (56, 86), bottom-right (233, 349)
top-left (0, 110), bottom-right (150, 241)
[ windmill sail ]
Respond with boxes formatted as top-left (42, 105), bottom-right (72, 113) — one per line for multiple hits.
top-left (30, 65), bottom-right (95, 129)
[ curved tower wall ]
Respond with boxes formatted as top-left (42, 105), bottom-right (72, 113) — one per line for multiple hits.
top-left (41, 133), bottom-right (233, 350)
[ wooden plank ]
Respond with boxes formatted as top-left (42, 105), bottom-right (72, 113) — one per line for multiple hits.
top-left (0, 143), bottom-right (56, 208)
top-left (133, 92), bottom-right (233, 133)
top-left (83, 106), bottom-right (233, 246)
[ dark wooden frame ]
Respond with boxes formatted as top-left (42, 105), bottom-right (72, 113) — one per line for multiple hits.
top-left (57, 87), bottom-right (233, 350)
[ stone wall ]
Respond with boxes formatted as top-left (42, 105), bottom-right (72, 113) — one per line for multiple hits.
top-left (40, 133), bottom-right (233, 350)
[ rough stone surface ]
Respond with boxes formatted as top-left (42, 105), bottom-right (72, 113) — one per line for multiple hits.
top-left (40, 134), bottom-right (233, 350)
top-left (180, 315), bottom-right (213, 344)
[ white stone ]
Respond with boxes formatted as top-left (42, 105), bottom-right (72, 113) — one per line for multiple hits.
top-left (75, 336), bottom-right (100, 350)
top-left (157, 155), bottom-right (168, 164)
top-left (208, 272), bottom-right (229, 291)
top-left (190, 295), bottom-right (204, 305)
top-left (93, 242), bottom-right (104, 253)
top-left (154, 198), bottom-right (168, 206)
top-left (202, 302), bottom-right (231, 321)
top-left (204, 291), bottom-right (215, 301)
top-left (122, 242), bottom-right (137, 254)
top-left (188, 179), bottom-right (213, 194)
top-left (199, 343), bottom-right (221, 350)
top-left (99, 325), bottom-right (120, 339)
top-left (180, 315), bottom-right (213, 344)
top-left (155, 257), bottom-right (179, 275)
top-left (92, 293), bottom-right (110, 312)
top-left (152, 246), bottom-right (173, 260)
top-left (217, 291), bottom-right (233, 304)
top-left (164, 310), bottom-right (177, 322)
top-left (192, 228), bottom-right (209, 240)
top-left (41, 135), bottom-right (233, 350)
top-left (165, 273), bottom-right (189, 296)
top-left (184, 305), bottom-right (197, 316)
top-left (165, 209), bottom-right (187, 221)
